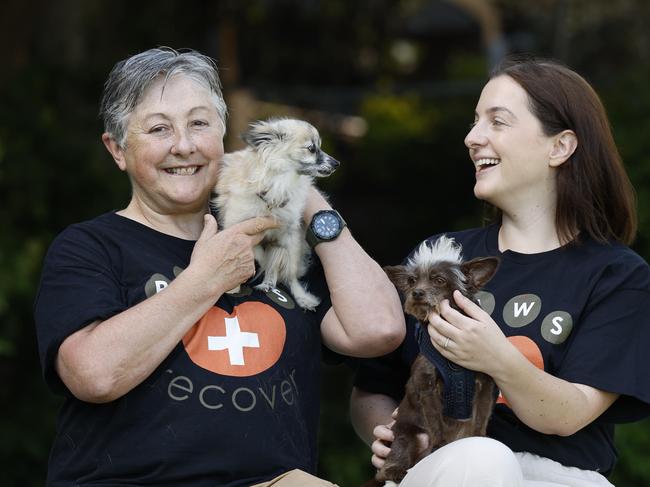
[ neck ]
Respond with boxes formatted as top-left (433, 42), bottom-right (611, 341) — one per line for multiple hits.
top-left (498, 205), bottom-right (562, 254)
top-left (118, 198), bottom-right (207, 240)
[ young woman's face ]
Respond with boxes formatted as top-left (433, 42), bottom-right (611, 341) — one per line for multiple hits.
top-left (116, 74), bottom-right (224, 215)
top-left (464, 75), bottom-right (558, 211)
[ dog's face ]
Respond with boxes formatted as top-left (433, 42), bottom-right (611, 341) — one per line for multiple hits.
top-left (242, 118), bottom-right (339, 177)
top-left (384, 237), bottom-right (499, 323)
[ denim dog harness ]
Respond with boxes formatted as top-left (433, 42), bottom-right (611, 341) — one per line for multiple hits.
top-left (417, 322), bottom-right (475, 420)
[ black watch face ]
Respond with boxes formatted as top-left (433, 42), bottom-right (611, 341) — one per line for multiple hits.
top-left (313, 213), bottom-right (341, 240)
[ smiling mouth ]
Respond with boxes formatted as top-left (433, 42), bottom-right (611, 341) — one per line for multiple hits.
top-left (165, 166), bottom-right (200, 176)
top-left (475, 158), bottom-right (501, 172)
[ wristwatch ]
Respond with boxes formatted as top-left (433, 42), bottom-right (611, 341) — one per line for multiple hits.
top-left (306, 210), bottom-right (347, 248)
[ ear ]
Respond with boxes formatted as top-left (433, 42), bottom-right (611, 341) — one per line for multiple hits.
top-left (102, 133), bottom-right (127, 172)
top-left (241, 121), bottom-right (285, 149)
top-left (549, 130), bottom-right (578, 168)
top-left (383, 265), bottom-right (409, 292)
top-left (461, 257), bottom-right (499, 290)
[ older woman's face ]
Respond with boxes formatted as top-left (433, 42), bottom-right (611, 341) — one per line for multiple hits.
top-left (115, 74), bottom-right (224, 215)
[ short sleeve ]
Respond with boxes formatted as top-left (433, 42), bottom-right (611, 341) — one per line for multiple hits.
top-left (34, 226), bottom-right (126, 394)
top-left (558, 255), bottom-right (650, 422)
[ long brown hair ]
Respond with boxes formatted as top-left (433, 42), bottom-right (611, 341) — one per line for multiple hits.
top-left (490, 56), bottom-right (637, 245)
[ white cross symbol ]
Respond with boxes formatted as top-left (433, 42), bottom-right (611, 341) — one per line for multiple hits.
top-left (207, 316), bottom-right (260, 366)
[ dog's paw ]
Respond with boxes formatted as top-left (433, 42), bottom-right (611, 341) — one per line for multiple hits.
top-left (254, 282), bottom-right (273, 293)
top-left (295, 292), bottom-right (320, 311)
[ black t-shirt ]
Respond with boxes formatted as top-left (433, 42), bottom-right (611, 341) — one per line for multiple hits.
top-left (354, 224), bottom-right (650, 475)
top-left (34, 212), bottom-right (332, 487)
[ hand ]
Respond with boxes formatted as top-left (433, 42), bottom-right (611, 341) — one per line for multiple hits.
top-left (371, 422), bottom-right (394, 469)
top-left (189, 214), bottom-right (278, 294)
top-left (427, 290), bottom-right (508, 375)
top-left (370, 408), bottom-right (429, 469)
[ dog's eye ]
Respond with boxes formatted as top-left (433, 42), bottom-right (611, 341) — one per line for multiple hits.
top-left (307, 145), bottom-right (316, 154)
top-left (407, 276), bottom-right (416, 286)
top-left (432, 276), bottom-right (446, 285)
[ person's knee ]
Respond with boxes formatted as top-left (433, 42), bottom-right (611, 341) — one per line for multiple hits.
top-left (448, 437), bottom-right (519, 472)
top-left (401, 437), bottom-right (523, 487)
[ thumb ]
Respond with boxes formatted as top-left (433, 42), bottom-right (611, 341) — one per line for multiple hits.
top-left (199, 213), bottom-right (218, 241)
top-left (453, 290), bottom-right (483, 318)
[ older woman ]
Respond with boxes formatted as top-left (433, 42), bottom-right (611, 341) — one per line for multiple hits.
top-left (351, 57), bottom-right (650, 486)
top-left (34, 47), bottom-right (404, 487)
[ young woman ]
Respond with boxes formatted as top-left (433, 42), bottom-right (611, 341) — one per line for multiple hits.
top-left (351, 57), bottom-right (650, 486)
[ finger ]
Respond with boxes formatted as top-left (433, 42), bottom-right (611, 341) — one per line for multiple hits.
top-left (235, 216), bottom-right (279, 236)
top-left (452, 289), bottom-right (486, 319)
top-left (427, 312), bottom-right (459, 342)
top-left (427, 323), bottom-right (447, 351)
top-left (373, 424), bottom-right (395, 443)
top-left (371, 439), bottom-right (392, 459)
top-left (199, 213), bottom-right (218, 240)
top-left (371, 454), bottom-right (385, 469)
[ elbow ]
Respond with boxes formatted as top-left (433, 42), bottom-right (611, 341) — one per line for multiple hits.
top-left (376, 321), bottom-right (406, 355)
top-left (547, 423), bottom-right (583, 437)
top-left (57, 354), bottom-right (123, 403)
top-left (532, 420), bottom-right (583, 437)
top-left (360, 318), bottom-right (406, 357)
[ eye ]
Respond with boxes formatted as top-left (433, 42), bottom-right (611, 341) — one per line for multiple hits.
top-left (307, 144), bottom-right (316, 154)
top-left (407, 276), bottom-right (416, 286)
top-left (491, 117), bottom-right (507, 127)
top-left (431, 275), bottom-right (446, 285)
top-left (148, 125), bottom-right (169, 134)
top-left (191, 120), bottom-right (208, 127)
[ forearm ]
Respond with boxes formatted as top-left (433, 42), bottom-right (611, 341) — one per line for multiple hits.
top-left (490, 344), bottom-right (618, 436)
top-left (350, 387), bottom-right (398, 446)
top-left (305, 190), bottom-right (405, 354)
top-left (57, 266), bottom-right (227, 402)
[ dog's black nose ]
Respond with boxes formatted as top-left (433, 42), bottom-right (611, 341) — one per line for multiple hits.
top-left (412, 289), bottom-right (424, 299)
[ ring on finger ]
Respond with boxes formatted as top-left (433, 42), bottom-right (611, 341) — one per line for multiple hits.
top-left (443, 336), bottom-right (451, 349)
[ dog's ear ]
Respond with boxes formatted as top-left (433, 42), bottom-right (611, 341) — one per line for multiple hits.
top-left (242, 121), bottom-right (286, 149)
top-left (383, 265), bottom-right (410, 292)
top-left (461, 257), bottom-right (500, 291)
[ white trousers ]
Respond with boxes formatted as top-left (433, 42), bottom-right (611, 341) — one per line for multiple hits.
top-left (394, 437), bottom-right (614, 487)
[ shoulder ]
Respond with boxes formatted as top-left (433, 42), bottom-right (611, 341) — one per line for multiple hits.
top-left (45, 212), bottom-right (124, 266)
top-left (574, 239), bottom-right (650, 297)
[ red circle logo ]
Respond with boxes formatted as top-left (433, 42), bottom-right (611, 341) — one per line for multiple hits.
top-left (182, 302), bottom-right (287, 377)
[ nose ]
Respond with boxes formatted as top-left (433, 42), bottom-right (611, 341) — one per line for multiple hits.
top-left (329, 156), bottom-right (340, 169)
top-left (464, 122), bottom-right (487, 150)
top-left (412, 289), bottom-right (425, 299)
top-left (171, 128), bottom-right (197, 157)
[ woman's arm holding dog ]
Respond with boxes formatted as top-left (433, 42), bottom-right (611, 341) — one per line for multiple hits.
top-left (304, 188), bottom-right (405, 357)
top-left (56, 216), bottom-right (275, 403)
top-left (428, 291), bottom-right (619, 437)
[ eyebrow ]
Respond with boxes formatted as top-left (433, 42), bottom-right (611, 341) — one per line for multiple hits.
top-left (142, 106), bottom-right (213, 122)
top-left (486, 106), bottom-right (518, 120)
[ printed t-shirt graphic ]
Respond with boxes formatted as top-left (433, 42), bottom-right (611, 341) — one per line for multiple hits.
top-left (183, 302), bottom-right (287, 377)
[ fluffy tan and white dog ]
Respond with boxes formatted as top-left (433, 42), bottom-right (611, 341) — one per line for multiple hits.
top-left (213, 118), bottom-right (339, 310)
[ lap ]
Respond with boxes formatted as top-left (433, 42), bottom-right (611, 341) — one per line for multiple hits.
top-left (398, 437), bottom-right (613, 487)
top-left (251, 469), bottom-right (338, 487)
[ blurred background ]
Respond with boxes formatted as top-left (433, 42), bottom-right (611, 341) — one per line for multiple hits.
top-left (3, 0), bottom-right (650, 485)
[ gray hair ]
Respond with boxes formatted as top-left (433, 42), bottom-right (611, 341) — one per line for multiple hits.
top-left (100, 47), bottom-right (227, 148)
